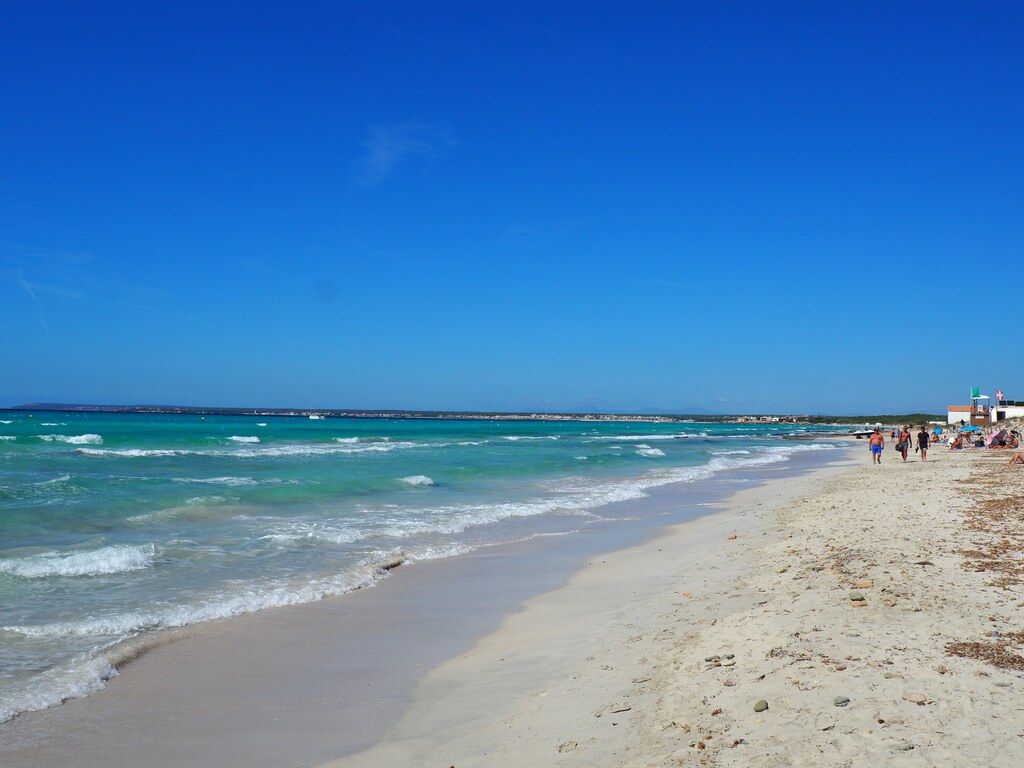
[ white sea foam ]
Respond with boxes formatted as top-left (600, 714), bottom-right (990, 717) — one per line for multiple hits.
top-left (712, 449), bottom-right (752, 456)
top-left (38, 474), bottom-right (72, 485)
top-left (259, 523), bottom-right (364, 546)
top-left (502, 435), bottom-right (559, 441)
top-left (256, 423), bottom-right (267, 427)
top-left (0, 544), bottom-right (156, 578)
top-left (185, 495), bottom-right (227, 505)
top-left (589, 434), bottom-right (684, 441)
top-left (399, 475), bottom-right (434, 486)
top-left (227, 436), bottom-right (260, 444)
top-left (0, 419), bottom-right (13, 424)
top-left (575, 455), bottom-right (588, 460)
top-left (77, 448), bottom-right (184, 457)
top-left (0, 436), bottom-right (15, 441)
top-left (39, 434), bottom-right (103, 445)
top-left (334, 437), bottom-right (361, 443)
top-left (0, 654), bottom-right (118, 724)
top-left (174, 476), bottom-right (261, 486)
top-left (3, 561), bottom-right (391, 639)
top-left (636, 447), bottom-right (666, 457)
top-left (76, 440), bottom-right (429, 459)
top-left (40, 422), bottom-right (66, 426)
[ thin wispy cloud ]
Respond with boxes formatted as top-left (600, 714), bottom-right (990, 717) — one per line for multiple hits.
top-left (355, 123), bottom-right (456, 187)
top-left (15, 272), bottom-right (52, 341)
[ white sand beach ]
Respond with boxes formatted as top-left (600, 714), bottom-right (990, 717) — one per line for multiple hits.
top-left (326, 444), bottom-right (1024, 767)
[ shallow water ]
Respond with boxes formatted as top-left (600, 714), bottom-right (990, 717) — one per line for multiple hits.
top-left (0, 411), bottom-right (842, 722)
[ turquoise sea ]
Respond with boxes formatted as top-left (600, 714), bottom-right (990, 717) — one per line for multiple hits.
top-left (0, 411), bottom-right (842, 722)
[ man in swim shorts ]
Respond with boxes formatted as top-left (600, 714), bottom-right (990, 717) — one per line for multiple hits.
top-left (869, 429), bottom-right (885, 464)
top-left (917, 426), bottom-right (929, 461)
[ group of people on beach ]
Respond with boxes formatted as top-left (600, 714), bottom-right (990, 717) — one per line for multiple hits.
top-left (868, 426), bottom-right (1024, 466)
top-left (868, 427), bottom-right (929, 464)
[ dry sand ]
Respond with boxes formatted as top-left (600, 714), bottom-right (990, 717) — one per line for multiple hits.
top-left (325, 445), bottom-right (1024, 767)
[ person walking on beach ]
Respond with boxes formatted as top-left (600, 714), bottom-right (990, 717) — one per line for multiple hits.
top-left (916, 426), bottom-right (930, 461)
top-left (897, 425), bottom-right (912, 462)
top-left (869, 429), bottom-right (885, 464)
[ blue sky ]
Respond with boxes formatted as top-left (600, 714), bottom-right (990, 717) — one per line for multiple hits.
top-left (2, 2), bottom-right (1021, 414)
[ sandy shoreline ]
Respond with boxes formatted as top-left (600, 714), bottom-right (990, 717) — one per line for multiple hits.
top-left (12, 442), bottom-right (1018, 766)
top-left (324, 445), bottom-right (1024, 767)
top-left (0, 447), bottom-right (846, 766)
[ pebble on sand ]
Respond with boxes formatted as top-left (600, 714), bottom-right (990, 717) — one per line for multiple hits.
top-left (753, 700), bottom-right (769, 712)
top-left (833, 696), bottom-right (851, 707)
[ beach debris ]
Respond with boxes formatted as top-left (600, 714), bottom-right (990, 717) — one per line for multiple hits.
top-left (774, 565), bottom-right (790, 573)
top-left (913, 560), bottom-right (934, 566)
top-left (722, 660), bottom-right (736, 667)
top-left (631, 677), bottom-right (651, 684)
top-left (833, 695), bottom-right (851, 707)
top-left (726, 535), bottom-right (737, 540)
top-left (594, 703), bottom-right (631, 717)
top-left (901, 693), bottom-right (928, 705)
top-left (711, 707), bottom-right (723, 716)
top-left (557, 741), bottom-right (577, 753)
top-left (753, 699), bottom-right (769, 712)
top-left (934, 664), bottom-right (948, 675)
top-left (892, 740), bottom-right (915, 751)
top-left (852, 579), bottom-right (874, 589)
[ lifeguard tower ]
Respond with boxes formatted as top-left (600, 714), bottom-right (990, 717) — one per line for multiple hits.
top-left (947, 387), bottom-right (990, 427)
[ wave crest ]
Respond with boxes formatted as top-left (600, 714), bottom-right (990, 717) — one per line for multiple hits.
top-left (0, 544), bottom-right (156, 578)
top-left (39, 434), bottom-right (103, 445)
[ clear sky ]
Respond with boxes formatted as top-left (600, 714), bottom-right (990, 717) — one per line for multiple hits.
top-left (2, 2), bottom-right (1021, 414)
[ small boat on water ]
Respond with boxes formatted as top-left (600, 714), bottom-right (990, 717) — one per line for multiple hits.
top-left (308, 413), bottom-right (324, 420)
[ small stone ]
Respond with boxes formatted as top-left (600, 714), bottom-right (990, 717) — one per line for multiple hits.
top-left (833, 696), bottom-right (851, 707)
top-left (723, 679), bottom-right (736, 687)
top-left (704, 656), bottom-right (716, 663)
top-left (557, 741), bottom-right (577, 753)
top-left (753, 699), bottom-right (769, 712)
top-left (724, 654), bottom-right (735, 660)
top-left (901, 693), bottom-right (927, 705)
top-left (849, 591), bottom-right (865, 601)
top-left (722, 660), bottom-right (736, 667)
top-left (774, 565), bottom-right (789, 573)
top-left (884, 672), bottom-right (903, 679)
top-left (934, 665), bottom-right (948, 675)
top-left (892, 740), bottom-right (914, 751)
top-left (711, 707), bottom-right (723, 716)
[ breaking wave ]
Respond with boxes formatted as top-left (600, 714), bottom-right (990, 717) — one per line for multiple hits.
top-left (39, 434), bottom-right (103, 445)
top-left (0, 544), bottom-right (156, 578)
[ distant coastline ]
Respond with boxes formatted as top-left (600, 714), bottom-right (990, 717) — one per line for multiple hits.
top-left (1, 402), bottom-right (940, 425)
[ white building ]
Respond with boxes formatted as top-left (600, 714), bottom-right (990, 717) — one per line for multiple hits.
top-left (992, 401), bottom-right (1024, 423)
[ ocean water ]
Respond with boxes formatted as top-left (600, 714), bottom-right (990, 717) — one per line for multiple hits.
top-left (0, 411), bottom-right (842, 723)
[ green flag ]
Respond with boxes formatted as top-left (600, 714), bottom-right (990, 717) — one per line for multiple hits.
top-left (971, 386), bottom-right (980, 399)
